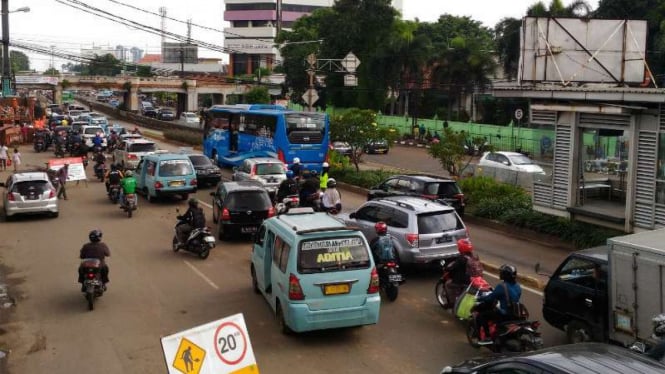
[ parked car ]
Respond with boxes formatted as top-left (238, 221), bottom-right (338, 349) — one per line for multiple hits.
top-left (157, 109), bottom-right (176, 121)
top-left (364, 139), bottom-right (389, 154)
top-left (340, 196), bottom-right (468, 265)
top-left (210, 181), bottom-right (275, 240)
top-left (186, 154), bottom-right (222, 187)
top-left (331, 141), bottom-right (353, 156)
top-left (440, 343), bottom-right (665, 374)
top-left (231, 157), bottom-right (287, 198)
top-left (113, 138), bottom-right (158, 170)
top-left (478, 151), bottom-right (545, 174)
top-left (367, 174), bottom-right (465, 216)
top-left (180, 111), bottom-right (200, 125)
top-left (1, 171), bottom-right (59, 220)
top-left (135, 152), bottom-right (198, 202)
top-left (250, 208), bottom-right (380, 333)
top-left (142, 107), bottom-right (158, 118)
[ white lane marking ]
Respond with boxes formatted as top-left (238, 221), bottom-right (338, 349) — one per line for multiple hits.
top-left (184, 260), bottom-right (219, 290)
top-left (199, 200), bottom-right (213, 210)
top-left (484, 271), bottom-right (544, 297)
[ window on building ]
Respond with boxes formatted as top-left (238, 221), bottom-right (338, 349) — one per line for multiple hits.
top-left (232, 20), bottom-right (249, 28)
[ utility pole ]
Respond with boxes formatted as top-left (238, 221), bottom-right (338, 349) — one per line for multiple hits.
top-left (1, 0), bottom-right (10, 97)
top-left (179, 46), bottom-right (184, 78)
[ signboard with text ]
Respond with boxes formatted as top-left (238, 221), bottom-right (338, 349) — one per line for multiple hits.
top-left (47, 157), bottom-right (87, 181)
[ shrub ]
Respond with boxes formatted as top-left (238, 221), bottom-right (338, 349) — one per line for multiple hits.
top-left (162, 128), bottom-right (201, 145)
top-left (332, 166), bottom-right (395, 189)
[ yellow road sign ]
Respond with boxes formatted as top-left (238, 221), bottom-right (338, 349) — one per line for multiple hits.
top-left (172, 338), bottom-right (206, 374)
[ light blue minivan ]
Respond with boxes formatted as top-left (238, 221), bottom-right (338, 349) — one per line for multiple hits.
top-left (135, 152), bottom-right (197, 202)
top-left (250, 208), bottom-right (381, 333)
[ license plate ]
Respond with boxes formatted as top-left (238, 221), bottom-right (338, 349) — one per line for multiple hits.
top-left (324, 284), bottom-right (350, 295)
top-left (436, 236), bottom-right (452, 244)
top-left (168, 180), bottom-right (185, 187)
top-left (241, 226), bottom-right (257, 233)
top-left (388, 274), bottom-right (403, 282)
top-left (203, 236), bottom-right (215, 243)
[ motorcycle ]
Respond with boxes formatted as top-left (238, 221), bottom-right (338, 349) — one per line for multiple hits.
top-left (108, 184), bottom-right (121, 204)
top-left (120, 193), bottom-right (137, 218)
top-left (275, 194), bottom-right (300, 215)
top-left (69, 142), bottom-right (82, 157)
top-left (94, 162), bottom-right (106, 182)
top-left (300, 191), bottom-right (322, 211)
top-left (378, 260), bottom-right (403, 301)
top-left (34, 138), bottom-right (46, 153)
top-left (79, 258), bottom-right (105, 311)
top-left (172, 211), bottom-right (216, 259)
top-left (54, 143), bottom-right (66, 158)
top-left (435, 258), bottom-right (462, 309)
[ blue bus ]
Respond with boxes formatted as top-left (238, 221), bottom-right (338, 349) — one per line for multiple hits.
top-left (203, 104), bottom-right (330, 172)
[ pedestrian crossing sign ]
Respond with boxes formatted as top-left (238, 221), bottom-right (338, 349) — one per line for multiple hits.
top-left (173, 337), bottom-right (206, 374)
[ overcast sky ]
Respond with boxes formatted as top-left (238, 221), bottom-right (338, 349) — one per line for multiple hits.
top-left (9, 0), bottom-right (599, 72)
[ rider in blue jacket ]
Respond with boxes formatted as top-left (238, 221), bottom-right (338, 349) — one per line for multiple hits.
top-left (475, 264), bottom-right (522, 343)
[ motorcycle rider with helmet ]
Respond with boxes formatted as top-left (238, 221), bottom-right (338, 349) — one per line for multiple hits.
top-left (78, 229), bottom-right (110, 291)
top-left (369, 222), bottom-right (396, 265)
top-left (119, 170), bottom-right (137, 206)
top-left (104, 164), bottom-right (124, 193)
top-left (644, 314), bottom-right (665, 361)
top-left (321, 178), bottom-right (342, 213)
top-left (290, 157), bottom-right (302, 180)
top-left (475, 264), bottom-right (522, 343)
top-left (299, 170), bottom-right (320, 210)
top-left (276, 170), bottom-right (299, 203)
top-left (176, 198), bottom-right (206, 247)
top-left (319, 162), bottom-right (330, 191)
top-left (443, 238), bottom-right (483, 308)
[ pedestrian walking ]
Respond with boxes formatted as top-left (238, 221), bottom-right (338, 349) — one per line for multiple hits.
top-left (57, 163), bottom-right (69, 200)
top-left (0, 143), bottom-right (7, 170)
top-left (12, 148), bottom-right (21, 172)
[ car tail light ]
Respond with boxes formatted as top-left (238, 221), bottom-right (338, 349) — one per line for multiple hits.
top-left (454, 193), bottom-right (465, 205)
top-left (386, 261), bottom-right (396, 268)
top-left (86, 272), bottom-right (95, 279)
top-left (250, 164), bottom-right (256, 177)
top-left (288, 273), bottom-right (305, 300)
top-left (190, 179), bottom-right (197, 186)
top-left (421, 194), bottom-right (437, 200)
top-left (405, 233), bottom-right (419, 247)
top-left (221, 208), bottom-right (230, 221)
top-left (267, 206), bottom-right (275, 217)
top-left (277, 149), bottom-right (285, 164)
top-left (367, 267), bottom-right (380, 294)
top-left (154, 181), bottom-right (163, 189)
top-left (7, 193), bottom-right (15, 201)
top-left (48, 189), bottom-right (56, 198)
top-left (128, 154), bottom-right (138, 160)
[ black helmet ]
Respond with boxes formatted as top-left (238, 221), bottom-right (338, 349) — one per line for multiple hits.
top-left (188, 197), bottom-right (199, 207)
top-left (499, 264), bottom-right (517, 283)
top-left (89, 229), bottom-right (103, 242)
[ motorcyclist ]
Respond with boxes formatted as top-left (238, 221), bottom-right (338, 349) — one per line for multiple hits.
top-left (276, 170), bottom-right (299, 203)
top-left (319, 162), bottom-right (330, 191)
top-left (299, 170), bottom-right (320, 210)
top-left (176, 198), bottom-right (206, 247)
top-left (443, 238), bottom-right (483, 308)
top-left (475, 264), bottom-right (522, 343)
top-left (104, 164), bottom-right (124, 193)
top-left (119, 170), bottom-right (137, 206)
top-left (108, 130), bottom-right (119, 150)
top-left (321, 178), bottom-right (342, 213)
top-left (93, 151), bottom-right (106, 180)
top-left (92, 131), bottom-right (103, 152)
top-left (369, 222), bottom-right (396, 265)
top-left (643, 314), bottom-right (665, 361)
top-left (290, 157), bottom-right (302, 180)
top-left (78, 229), bottom-right (110, 291)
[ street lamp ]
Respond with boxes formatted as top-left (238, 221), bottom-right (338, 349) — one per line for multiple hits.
top-left (2, 1), bottom-right (30, 97)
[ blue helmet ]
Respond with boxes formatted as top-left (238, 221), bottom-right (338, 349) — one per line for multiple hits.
top-left (286, 170), bottom-right (294, 179)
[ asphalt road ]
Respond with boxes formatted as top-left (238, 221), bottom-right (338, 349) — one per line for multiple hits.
top-left (0, 121), bottom-right (569, 374)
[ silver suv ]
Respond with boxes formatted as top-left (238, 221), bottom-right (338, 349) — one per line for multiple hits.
top-left (231, 157), bottom-right (286, 198)
top-left (341, 196), bottom-right (468, 265)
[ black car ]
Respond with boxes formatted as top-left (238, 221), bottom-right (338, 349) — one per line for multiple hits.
top-left (158, 109), bottom-right (176, 121)
top-left (441, 342), bottom-right (665, 373)
top-left (210, 181), bottom-right (275, 240)
top-left (364, 139), bottom-right (389, 154)
top-left (367, 174), bottom-right (465, 216)
top-left (187, 154), bottom-right (222, 187)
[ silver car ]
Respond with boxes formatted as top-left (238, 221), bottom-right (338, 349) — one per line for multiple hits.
top-left (231, 157), bottom-right (286, 197)
top-left (340, 196), bottom-right (468, 265)
top-left (1, 171), bottom-right (59, 219)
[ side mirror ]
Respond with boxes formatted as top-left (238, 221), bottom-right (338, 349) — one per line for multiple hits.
top-left (349, 212), bottom-right (356, 219)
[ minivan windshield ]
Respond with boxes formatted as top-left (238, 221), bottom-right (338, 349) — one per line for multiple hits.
top-left (298, 236), bottom-right (370, 273)
top-left (417, 211), bottom-right (464, 234)
top-left (158, 160), bottom-right (193, 177)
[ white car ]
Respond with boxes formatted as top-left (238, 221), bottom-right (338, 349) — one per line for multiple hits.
top-left (80, 125), bottom-right (108, 149)
top-left (180, 112), bottom-right (200, 125)
top-left (1, 171), bottom-right (59, 219)
top-left (113, 138), bottom-right (158, 170)
top-left (478, 151), bottom-right (545, 174)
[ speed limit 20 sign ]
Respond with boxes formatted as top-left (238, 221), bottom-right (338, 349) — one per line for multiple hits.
top-left (161, 313), bottom-right (259, 374)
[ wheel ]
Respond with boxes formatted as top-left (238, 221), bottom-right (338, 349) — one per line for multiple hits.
top-left (172, 236), bottom-right (180, 252)
top-left (218, 223), bottom-right (229, 241)
top-left (435, 279), bottom-right (451, 309)
top-left (520, 332), bottom-right (543, 352)
top-left (466, 320), bottom-right (480, 348)
top-left (198, 248), bottom-right (210, 259)
top-left (145, 189), bottom-right (154, 203)
top-left (127, 208), bottom-right (132, 218)
top-left (385, 283), bottom-right (399, 301)
top-left (50, 212), bottom-right (59, 218)
top-left (212, 202), bottom-right (219, 223)
top-left (276, 303), bottom-right (293, 335)
top-left (567, 320), bottom-right (592, 344)
top-left (86, 292), bottom-right (95, 311)
top-left (251, 266), bottom-right (260, 294)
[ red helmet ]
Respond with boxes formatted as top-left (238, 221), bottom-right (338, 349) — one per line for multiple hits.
top-left (374, 221), bottom-right (388, 235)
top-left (457, 238), bottom-right (473, 254)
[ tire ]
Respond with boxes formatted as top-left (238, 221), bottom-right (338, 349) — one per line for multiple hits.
top-left (127, 208), bottom-right (132, 218)
top-left (435, 279), bottom-right (451, 309)
top-left (385, 283), bottom-right (399, 301)
top-left (86, 291), bottom-right (95, 311)
top-left (218, 223), bottom-right (229, 241)
top-left (251, 266), bottom-right (260, 294)
top-left (212, 202), bottom-right (219, 223)
top-left (567, 320), bottom-right (592, 344)
top-left (198, 248), bottom-right (210, 259)
top-left (172, 236), bottom-right (180, 252)
top-left (276, 303), bottom-right (293, 335)
top-left (145, 189), bottom-right (154, 203)
top-left (520, 332), bottom-right (543, 352)
top-left (50, 212), bottom-right (59, 218)
top-left (466, 320), bottom-right (480, 348)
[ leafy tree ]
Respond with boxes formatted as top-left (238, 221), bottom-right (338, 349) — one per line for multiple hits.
top-left (426, 127), bottom-right (492, 178)
top-left (494, 18), bottom-right (522, 81)
top-left (136, 65), bottom-right (153, 77)
top-left (43, 68), bottom-right (59, 76)
top-left (61, 62), bottom-right (83, 73)
top-left (10, 50), bottom-right (29, 72)
top-left (245, 86), bottom-right (271, 104)
top-left (81, 54), bottom-right (122, 76)
top-left (329, 108), bottom-right (393, 171)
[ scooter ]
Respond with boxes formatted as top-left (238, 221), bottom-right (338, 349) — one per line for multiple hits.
top-left (275, 194), bottom-right (300, 215)
top-left (79, 258), bottom-right (105, 311)
top-left (173, 212), bottom-right (216, 259)
top-left (54, 143), bottom-right (66, 158)
top-left (94, 162), bottom-right (106, 182)
top-left (120, 193), bottom-right (137, 218)
top-left (108, 184), bottom-right (121, 204)
top-left (378, 260), bottom-right (403, 301)
top-left (34, 138), bottom-right (46, 153)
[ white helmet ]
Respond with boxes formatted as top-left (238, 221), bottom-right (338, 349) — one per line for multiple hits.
top-left (322, 162), bottom-right (329, 168)
top-left (293, 157), bottom-right (300, 164)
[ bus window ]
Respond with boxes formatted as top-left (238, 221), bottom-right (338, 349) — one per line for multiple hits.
top-left (242, 114), bottom-right (277, 138)
top-left (285, 113), bottom-right (326, 144)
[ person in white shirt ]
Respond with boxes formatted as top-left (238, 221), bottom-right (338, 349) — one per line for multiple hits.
top-left (0, 143), bottom-right (7, 170)
top-left (321, 178), bottom-right (342, 213)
